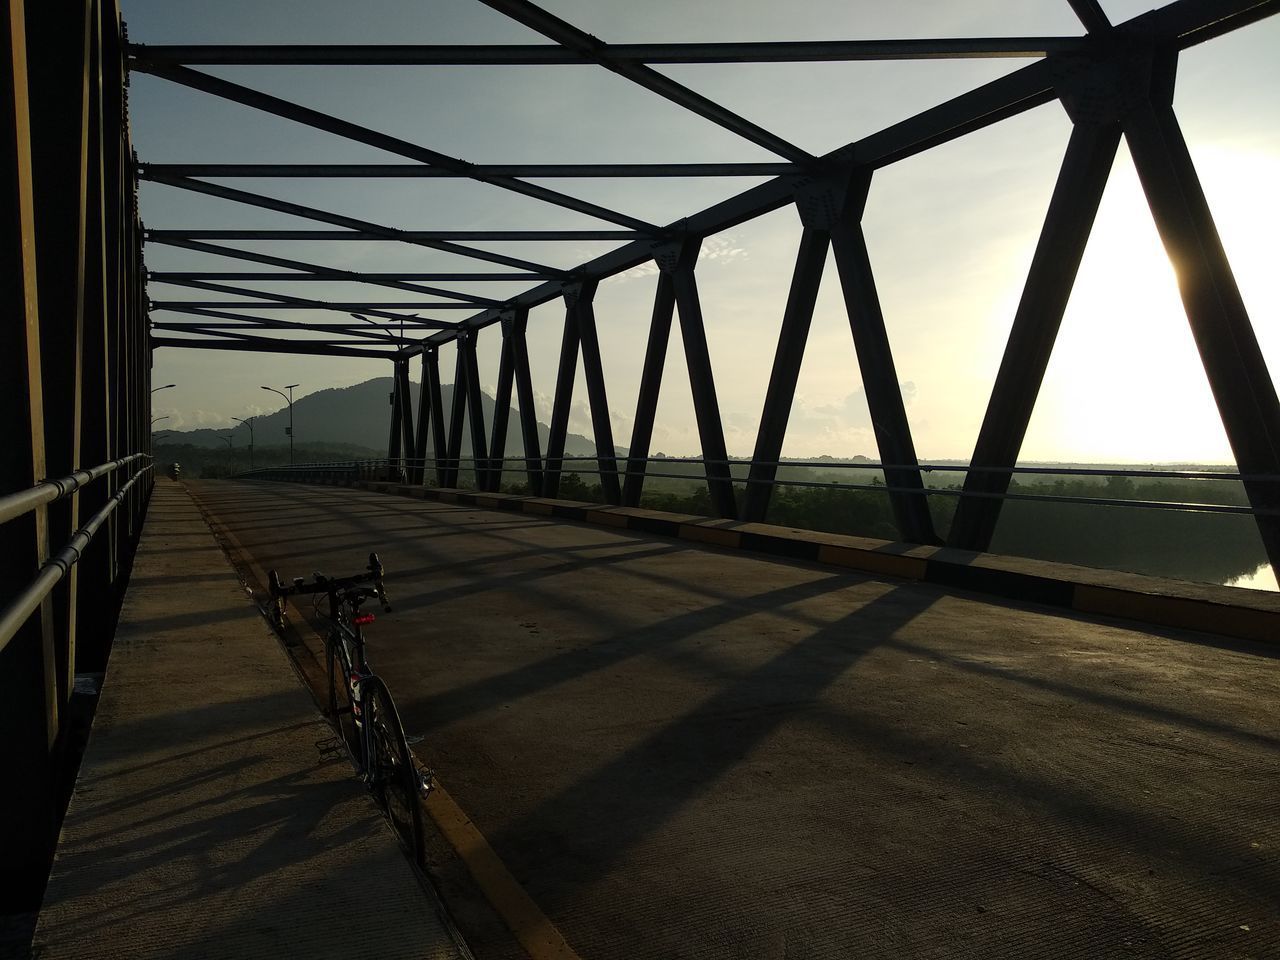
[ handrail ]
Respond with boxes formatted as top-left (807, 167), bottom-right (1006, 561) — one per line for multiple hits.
top-left (0, 463), bottom-right (154, 656)
top-left (233, 457), bottom-right (1280, 519)
top-left (0, 453), bottom-right (152, 527)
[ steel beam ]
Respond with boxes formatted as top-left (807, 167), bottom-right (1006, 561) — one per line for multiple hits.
top-left (622, 272), bottom-right (676, 506)
top-left (444, 342), bottom-right (468, 488)
top-left (144, 235), bottom-right (545, 291)
top-left (397, 358), bottom-right (415, 476)
top-left (387, 360), bottom-right (404, 470)
top-left (144, 239), bottom-right (503, 304)
top-left (742, 222), bottom-right (830, 522)
top-left (139, 162), bottom-right (801, 178)
top-left (125, 37), bottom-right (1092, 66)
top-left (461, 332), bottom-right (489, 492)
top-left (1, 0), bottom-right (57, 908)
top-left (1067, 0), bottom-right (1114, 34)
top-left (150, 336), bottom-right (396, 359)
top-left (128, 60), bottom-right (660, 232)
top-left (664, 241), bottom-right (738, 519)
top-left (488, 319), bottom-right (516, 493)
top-left (478, 0), bottom-right (815, 164)
top-left (152, 276), bottom-right (476, 318)
top-left (423, 347), bottom-right (448, 486)
top-left (572, 279), bottom-right (622, 504)
top-left (1123, 53), bottom-right (1280, 570)
top-left (949, 119), bottom-right (1121, 550)
top-left (150, 269), bottom-right (554, 282)
top-left (140, 177), bottom-right (567, 274)
top-left (153, 300), bottom-right (489, 311)
top-left (828, 173), bottom-right (937, 545)
top-left (509, 309), bottom-right (543, 496)
top-left (146, 227), bottom-right (639, 242)
top-left (543, 298), bottom-right (581, 499)
top-left (26, 0), bottom-right (93, 716)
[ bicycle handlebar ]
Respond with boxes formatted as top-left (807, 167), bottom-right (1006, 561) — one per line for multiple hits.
top-left (268, 551), bottom-right (392, 612)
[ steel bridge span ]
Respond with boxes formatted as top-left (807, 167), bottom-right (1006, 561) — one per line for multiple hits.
top-left (3, 0), bottom-right (1279, 957)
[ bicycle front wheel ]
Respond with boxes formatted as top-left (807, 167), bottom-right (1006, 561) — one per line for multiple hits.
top-left (362, 675), bottom-right (424, 866)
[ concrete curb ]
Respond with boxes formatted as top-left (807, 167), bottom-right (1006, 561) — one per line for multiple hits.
top-left (289, 478), bottom-right (1279, 646)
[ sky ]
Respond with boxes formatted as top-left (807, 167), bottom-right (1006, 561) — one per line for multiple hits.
top-left (127, 0), bottom-right (1280, 464)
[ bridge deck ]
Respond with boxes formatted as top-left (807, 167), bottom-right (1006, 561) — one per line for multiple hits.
top-left (35, 480), bottom-right (468, 960)
top-left (200, 480), bottom-right (1275, 958)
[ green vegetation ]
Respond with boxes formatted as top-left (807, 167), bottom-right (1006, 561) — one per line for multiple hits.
top-left (495, 465), bottom-right (1268, 587)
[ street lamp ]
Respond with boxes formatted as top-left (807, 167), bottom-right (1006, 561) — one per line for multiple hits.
top-left (261, 383), bottom-right (299, 466)
top-left (151, 415), bottom-right (169, 428)
top-left (232, 416), bottom-right (256, 471)
top-left (219, 434), bottom-right (235, 476)
top-left (151, 383), bottom-right (176, 394)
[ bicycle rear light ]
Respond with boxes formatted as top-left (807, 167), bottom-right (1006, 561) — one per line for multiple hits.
top-left (353, 613), bottom-right (376, 625)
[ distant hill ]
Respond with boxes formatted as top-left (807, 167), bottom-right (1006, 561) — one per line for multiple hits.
top-left (163, 378), bottom-right (615, 458)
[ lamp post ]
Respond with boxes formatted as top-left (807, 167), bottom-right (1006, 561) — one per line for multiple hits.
top-left (150, 383), bottom-right (176, 394)
top-left (261, 383), bottom-right (299, 465)
top-left (232, 416), bottom-right (256, 471)
top-left (219, 434), bottom-right (235, 475)
top-left (151, 415), bottom-right (169, 429)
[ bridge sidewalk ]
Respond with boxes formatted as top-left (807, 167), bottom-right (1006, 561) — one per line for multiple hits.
top-left (34, 479), bottom-right (468, 960)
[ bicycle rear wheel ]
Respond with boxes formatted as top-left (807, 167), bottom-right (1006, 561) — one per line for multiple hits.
top-left (362, 675), bottom-right (424, 866)
top-left (327, 638), bottom-right (361, 764)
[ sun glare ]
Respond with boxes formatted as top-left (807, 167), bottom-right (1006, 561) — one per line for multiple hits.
top-left (1021, 143), bottom-right (1279, 464)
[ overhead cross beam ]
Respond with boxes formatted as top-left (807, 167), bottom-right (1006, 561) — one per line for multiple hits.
top-left (477, 0), bottom-right (817, 165)
top-left (139, 173), bottom-right (571, 274)
top-left (129, 38), bottom-right (1092, 66)
top-left (139, 162), bottom-right (801, 178)
top-left (127, 59), bottom-right (662, 233)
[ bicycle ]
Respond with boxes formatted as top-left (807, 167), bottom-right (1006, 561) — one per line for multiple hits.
top-left (267, 552), bottom-right (431, 864)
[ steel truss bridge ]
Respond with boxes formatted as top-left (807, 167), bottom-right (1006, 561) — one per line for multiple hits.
top-left (2, 0), bottom-right (1278, 925)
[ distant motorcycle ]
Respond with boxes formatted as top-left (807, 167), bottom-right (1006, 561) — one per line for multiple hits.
top-left (168, 462), bottom-right (181, 480)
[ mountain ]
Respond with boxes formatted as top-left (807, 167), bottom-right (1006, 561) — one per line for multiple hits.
top-left (163, 378), bottom-right (615, 459)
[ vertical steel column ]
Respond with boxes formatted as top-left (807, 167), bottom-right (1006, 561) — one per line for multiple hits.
top-left (1123, 53), bottom-right (1280, 569)
top-left (948, 117), bottom-right (1120, 549)
top-left (665, 240), bottom-right (738, 519)
top-left (742, 217), bottom-right (831, 522)
top-left (1, 0), bottom-right (58, 907)
top-left (27, 0), bottom-right (93, 713)
top-left (386, 360), bottom-right (404, 474)
top-left (488, 314), bottom-right (517, 493)
top-left (574, 278), bottom-right (622, 504)
top-left (461, 331), bottom-right (489, 490)
top-left (412, 350), bottom-right (432, 485)
top-left (397, 356), bottom-right (415, 474)
top-left (76, 0), bottom-right (113, 673)
top-left (509, 308), bottom-right (544, 496)
top-left (444, 339), bottom-right (468, 488)
top-left (828, 171), bottom-right (937, 545)
top-left (423, 346), bottom-right (448, 486)
top-left (544, 293), bottom-right (581, 499)
top-left (622, 272), bottom-right (675, 506)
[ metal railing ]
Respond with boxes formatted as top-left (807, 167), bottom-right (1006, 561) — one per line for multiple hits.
top-left (0, 455), bottom-right (153, 654)
top-left (234, 455), bottom-right (1278, 519)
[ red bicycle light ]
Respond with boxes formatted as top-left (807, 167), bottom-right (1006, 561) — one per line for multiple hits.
top-left (353, 613), bottom-right (376, 625)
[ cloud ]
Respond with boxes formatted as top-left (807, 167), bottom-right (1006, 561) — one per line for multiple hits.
top-left (618, 234), bottom-right (749, 282)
